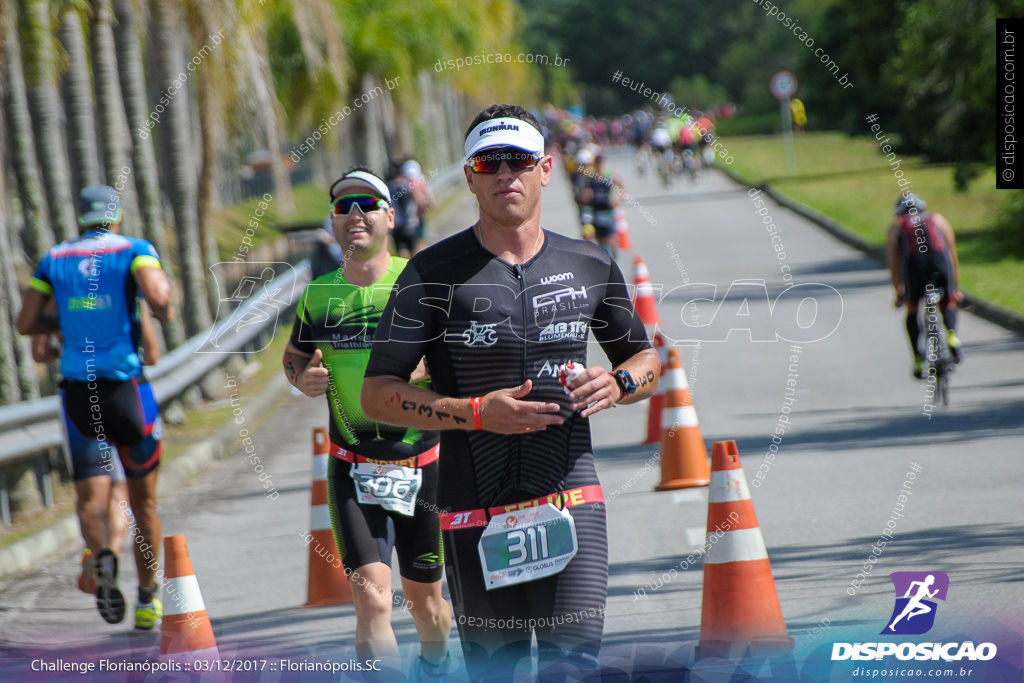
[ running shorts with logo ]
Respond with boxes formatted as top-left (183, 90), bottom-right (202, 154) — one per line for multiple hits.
top-left (896, 213), bottom-right (954, 304)
top-left (60, 376), bottom-right (161, 480)
top-left (289, 260), bottom-right (442, 581)
top-left (365, 229), bottom-right (651, 669)
top-left (30, 230), bottom-right (165, 480)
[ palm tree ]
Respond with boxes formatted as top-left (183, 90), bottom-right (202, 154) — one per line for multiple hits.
top-left (57, 2), bottom-right (101, 195)
top-left (0, 44), bottom-right (26, 403)
top-left (1, 0), bottom-right (56, 266)
top-left (237, 0), bottom-right (294, 213)
top-left (111, 0), bottom-right (184, 348)
top-left (90, 0), bottom-right (144, 239)
top-left (21, 0), bottom-right (78, 242)
top-left (183, 0), bottom-right (233, 285)
top-left (148, 0), bottom-right (211, 336)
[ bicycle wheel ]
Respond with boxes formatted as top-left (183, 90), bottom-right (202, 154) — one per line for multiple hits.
top-left (937, 368), bottom-right (950, 406)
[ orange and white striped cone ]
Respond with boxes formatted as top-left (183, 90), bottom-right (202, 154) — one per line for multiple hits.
top-left (303, 427), bottom-right (353, 607)
top-left (614, 205), bottom-right (634, 250)
top-left (655, 348), bottom-right (709, 490)
top-left (696, 440), bottom-right (793, 660)
top-left (644, 332), bottom-right (668, 444)
top-left (632, 255), bottom-right (660, 329)
top-left (160, 535), bottom-right (219, 664)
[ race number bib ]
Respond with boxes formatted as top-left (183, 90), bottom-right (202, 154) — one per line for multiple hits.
top-left (477, 503), bottom-right (578, 590)
top-left (350, 462), bottom-right (422, 517)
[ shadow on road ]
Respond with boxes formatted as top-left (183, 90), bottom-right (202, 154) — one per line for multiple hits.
top-left (728, 396), bottom-right (1024, 453)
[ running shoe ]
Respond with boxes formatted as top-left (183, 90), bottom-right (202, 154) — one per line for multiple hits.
top-left (93, 548), bottom-right (126, 624)
top-left (948, 331), bottom-right (963, 363)
top-left (77, 549), bottom-right (96, 594)
top-left (134, 597), bottom-right (162, 630)
top-left (912, 354), bottom-right (925, 380)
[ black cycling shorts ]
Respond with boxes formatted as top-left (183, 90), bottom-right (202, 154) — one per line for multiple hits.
top-left (443, 500), bottom-right (608, 677)
top-left (60, 376), bottom-right (162, 481)
top-left (903, 250), bottom-right (954, 306)
top-left (391, 230), bottom-right (418, 255)
top-left (327, 456), bottom-right (443, 584)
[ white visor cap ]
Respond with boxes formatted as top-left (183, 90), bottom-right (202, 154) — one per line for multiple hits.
top-left (464, 117), bottom-right (545, 162)
top-left (330, 170), bottom-right (391, 202)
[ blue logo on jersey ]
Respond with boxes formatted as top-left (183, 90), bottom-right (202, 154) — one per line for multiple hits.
top-left (881, 571), bottom-right (949, 635)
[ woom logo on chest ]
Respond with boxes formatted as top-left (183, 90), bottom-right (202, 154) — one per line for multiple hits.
top-left (539, 271), bottom-right (574, 285)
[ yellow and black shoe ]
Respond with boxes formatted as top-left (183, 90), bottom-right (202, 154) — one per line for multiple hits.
top-left (948, 331), bottom-right (963, 363)
top-left (913, 354), bottom-right (925, 380)
top-left (134, 597), bottom-right (162, 631)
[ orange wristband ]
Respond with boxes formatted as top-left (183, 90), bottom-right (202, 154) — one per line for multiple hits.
top-left (471, 396), bottom-right (483, 431)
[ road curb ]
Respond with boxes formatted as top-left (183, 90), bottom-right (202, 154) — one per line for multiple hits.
top-left (717, 163), bottom-right (1024, 336)
top-left (0, 371), bottom-right (291, 579)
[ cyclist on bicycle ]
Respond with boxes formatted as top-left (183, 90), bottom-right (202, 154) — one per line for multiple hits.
top-left (886, 192), bottom-right (963, 379)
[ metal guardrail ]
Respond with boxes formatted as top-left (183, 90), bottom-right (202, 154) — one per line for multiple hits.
top-left (0, 261), bottom-right (311, 524)
top-left (0, 162), bottom-right (464, 525)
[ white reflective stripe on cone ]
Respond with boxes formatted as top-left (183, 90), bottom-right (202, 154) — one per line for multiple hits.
top-left (312, 453), bottom-right (329, 481)
top-left (161, 574), bottom-right (207, 615)
top-left (661, 367), bottom-right (690, 392)
top-left (662, 406), bottom-right (698, 428)
top-left (705, 528), bottom-right (769, 564)
top-left (709, 469), bottom-right (752, 503)
top-left (310, 504), bottom-right (331, 531)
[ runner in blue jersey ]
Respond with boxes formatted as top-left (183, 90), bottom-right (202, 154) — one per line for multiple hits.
top-left (18, 185), bottom-right (174, 629)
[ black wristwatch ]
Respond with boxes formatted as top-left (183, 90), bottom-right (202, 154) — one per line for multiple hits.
top-left (613, 370), bottom-right (637, 400)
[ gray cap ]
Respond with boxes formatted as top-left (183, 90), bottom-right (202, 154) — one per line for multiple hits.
top-left (78, 184), bottom-right (123, 227)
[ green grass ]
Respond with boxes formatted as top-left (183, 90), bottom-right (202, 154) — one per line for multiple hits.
top-left (209, 182), bottom-right (327, 261)
top-left (721, 133), bottom-right (1022, 315)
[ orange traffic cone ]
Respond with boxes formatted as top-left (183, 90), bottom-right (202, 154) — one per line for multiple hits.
top-left (160, 535), bottom-right (219, 664)
top-left (614, 206), bottom-right (634, 250)
top-left (303, 427), bottom-right (353, 607)
top-left (655, 348), bottom-right (709, 489)
top-left (632, 255), bottom-right (660, 328)
top-left (696, 440), bottom-right (793, 660)
top-left (644, 332), bottom-right (668, 444)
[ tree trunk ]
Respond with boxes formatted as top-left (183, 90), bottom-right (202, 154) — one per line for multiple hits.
top-left (149, 0), bottom-right (211, 336)
top-left (0, 51), bottom-right (26, 404)
top-left (1, 1), bottom-right (55, 265)
top-left (21, 0), bottom-right (78, 242)
top-left (244, 26), bottom-right (294, 213)
top-left (57, 7), bottom-right (101, 196)
top-left (111, 0), bottom-right (184, 348)
top-left (90, 0), bottom-right (143, 239)
top-left (197, 83), bottom-right (221, 295)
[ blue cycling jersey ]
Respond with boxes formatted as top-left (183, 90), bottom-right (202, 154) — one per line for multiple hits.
top-left (30, 230), bottom-right (163, 381)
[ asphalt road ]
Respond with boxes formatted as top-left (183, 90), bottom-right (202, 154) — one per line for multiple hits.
top-left (1, 151), bottom-right (1022, 682)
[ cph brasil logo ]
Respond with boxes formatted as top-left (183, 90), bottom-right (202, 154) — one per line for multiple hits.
top-left (882, 571), bottom-right (948, 635)
top-left (832, 571), bottom-right (997, 662)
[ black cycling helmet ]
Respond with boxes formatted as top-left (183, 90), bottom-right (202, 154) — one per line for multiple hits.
top-left (894, 192), bottom-right (926, 216)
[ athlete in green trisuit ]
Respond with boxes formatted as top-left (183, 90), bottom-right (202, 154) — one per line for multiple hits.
top-left (282, 168), bottom-right (451, 678)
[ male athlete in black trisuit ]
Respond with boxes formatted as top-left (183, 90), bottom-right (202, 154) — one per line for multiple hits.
top-left (363, 104), bottom-right (660, 681)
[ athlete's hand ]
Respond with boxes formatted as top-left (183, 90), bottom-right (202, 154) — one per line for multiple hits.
top-left (296, 349), bottom-right (330, 397)
top-left (564, 366), bottom-right (620, 419)
top-left (480, 380), bottom-right (564, 434)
